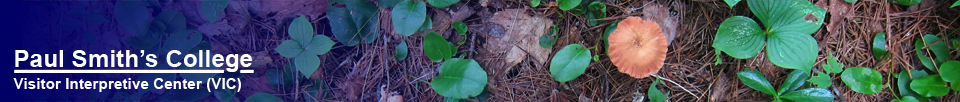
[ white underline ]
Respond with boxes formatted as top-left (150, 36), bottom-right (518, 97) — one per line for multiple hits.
top-left (13, 69), bottom-right (255, 73)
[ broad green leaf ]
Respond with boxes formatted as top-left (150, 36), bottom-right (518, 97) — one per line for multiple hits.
top-left (303, 35), bottom-right (336, 55)
top-left (910, 74), bottom-right (949, 97)
top-left (246, 92), bottom-right (283, 102)
top-left (873, 32), bottom-right (888, 60)
top-left (846, 0), bottom-right (858, 3)
top-left (940, 61), bottom-right (960, 83)
top-left (114, 1), bottom-right (150, 36)
top-left (550, 44), bottom-right (592, 82)
top-left (289, 16), bottom-right (315, 44)
top-left (201, 0), bottom-right (228, 23)
top-left (748, 0), bottom-right (826, 35)
top-left (378, 0), bottom-right (401, 8)
top-left (431, 58), bottom-right (488, 98)
top-left (155, 10), bottom-right (186, 34)
top-left (778, 70), bottom-right (809, 95)
top-left (396, 40), bottom-right (409, 61)
top-left (531, 0), bottom-right (541, 7)
top-left (586, 1), bottom-right (606, 26)
top-left (420, 15), bottom-right (434, 32)
top-left (392, 0), bottom-right (427, 36)
top-left (737, 68), bottom-right (776, 96)
top-left (780, 88), bottom-right (835, 102)
top-left (915, 34), bottom-right (949, 70)
top-left (840, 67), bottom-right (882, 94)
top-left (275, 40), bottom-right (304, 58)
top-left (427, 0), bottom-right (459, 8)
top-left (892, 96), bottom-right (920, 102)
top-left (159, 87), bottom-right (212, 101)
top-left (453, 21), bottom-right (468, 35)
top-left (808, 71), bottom-right (832, 88)
top-left (897, 69), bottom-right (929, 101)
top-left (766, 32), bottom-right (818, 71)
top-left (823, 53), bottom-right (844, 73)
top-left (540, 26), bottom-right (557, 48)
top-left (952, 0), bottom-right (960, 8)
top-left (713, 16), bottom-right (765, 59)
top-left (648, 79), bottom-right (668, 102)
top-left (295, 53), bottom-right (321, 77)
top-left (890, 0), bottom-right (922, 6)
top-left (724, 0), bottom-right (741, 8)
top-left (558, 0), bottom-right (582, 11)
top-left (424, 32), bottom-right (452, 62)
top-left (329, 0), bottom-right (380, 46)
top-left (952, 82), bottom-right (960, 91)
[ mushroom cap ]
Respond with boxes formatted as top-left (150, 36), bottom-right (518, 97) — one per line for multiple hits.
top-left (608, 17), bottom-right (668, 79)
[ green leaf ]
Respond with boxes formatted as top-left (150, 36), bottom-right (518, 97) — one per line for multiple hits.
top-left (910, 74), bottom-right (949, 97)
top-left (289, 16), bottom-right (315, 44)
top-left (540, 26), bottom-right (557, 48)
top-left (201, 0), bottom-right (228, 23)
top-left (603, 22), bottom-right (617, 54)
top-left (531, 0), bottom-right (541, 7)
top-left (713, 16), bottom-right (765, 59)
top-left (749, 0), bottom-right (826, 35)
top-left (586, 1), bottom-right (606, 26)
top-left (724, 0), bottom-right (741, 8)
top-left (295, 53), bottom-right (320, 77)
top-left (915, 34), bottom-right (949, 70)
top-left (952, 0), bottom-right (960, 8)
top-left (329, 0), bottom-right (380, 46)
top-left (420, 15), bottom-right (434, 32)
top-left (737, 68), bottom-right (777, 96)
top-left (275, 40), bottom-right (304, 58)
top-left (897, 69), bottom-right (929, 100)
top-left (453, 21), bottom-right (468, 35)
top-left (378, 0), bottom-right (401, 8)
top-left (392, 0), bottom-right (427, 36)
top-left (890, 0), bottom-right (922, 6)
top-left (766, 31), bottom-right (818, 71)
top-left (424, 32), bottom-right (452, 62)
top-left (941, 61), bottom-right (960, 83)
top-left (808, 71), bottom-right (832, 88)
top-left (155, 10), bottom-right (186, 34)
top-left (303, 35), bottom-right (336, 55)
top-left (427, 0), bottom-right (459, 8)
top-left (449, 42), bottom-right (458, 57)
top-left (778, 70), bottom-right (809, 95)
top-left (823, 53), bottom-right (844, 73)
top-left (114, 1), bottom-right (150, 36)
top-left (952, 82), bottom-right (960, 91)
top-left (846, 0), bottom-right (858, 3)
top-left (550, 44), bottom-right (592, 82)
top-left (840, 67), bottom-right (883, 94)
top-left (873, 32), bottom-right (888, 60)
top-left (558, 0), bottom-right (582, 11)
top-left (431, 58), bottom-right (488, 99)
top-left (396, 40), bottom-right (409, 61)
top-left (245, 92), bottom-right (283, 102)
top-left (892, 96), bottom-right (920, 102)
top-left (648, 79), bottom-right (669, 102)
top-left (780, 88), bottom-right (835, 102)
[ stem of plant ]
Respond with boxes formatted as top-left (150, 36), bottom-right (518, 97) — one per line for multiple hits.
top-left (650, 74), bottom-right (699, 98)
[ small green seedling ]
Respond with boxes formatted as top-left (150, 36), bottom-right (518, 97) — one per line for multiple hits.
top-left (738, 68), bottom-right (835, 101)
top-left (392, 0), bottom-right (427, 36)
top-left (423, 32), bottom-right (456, 62)
top-left (245, 92), bottom-right (283, 102)
top-left (840, 67), bottom-right (883, 94)
top-left (808, 54), bottom-right (844, 88)
top-left (427, 0), bottom-right (459, 8)
top-left (874, 32), bottom-right (888, 60)
top-left (915, 34), bottom-right (950, 71)
top-left (713, 0), bottom-right (825, 71)
top-left (328, 0), bottom-right (380, 46)
top-left (896, 69), bottom-right (930, 101)
top-left (274, 16), bottom-right (336, 77)
top-left (396, 40), bottom-right (409, 61)
top-left (531, 0), bottom-right (541, 7)
top-left (431, 58), bottom-right (488, 99)
top-left (586, 1), bottom-right (606, 26)
top-left (550, 44), bottom-right (592, 82)
top-left (540, 25), bottom-right (558, 48)
top-left (452, 21), bottom-right (468, 35)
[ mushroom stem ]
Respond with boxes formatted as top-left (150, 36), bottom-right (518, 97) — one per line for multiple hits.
top-left (650, 74), bottom-right (700, 99)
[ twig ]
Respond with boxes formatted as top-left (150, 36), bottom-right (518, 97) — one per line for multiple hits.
top-left (650, 74), bottom-right (700, 99)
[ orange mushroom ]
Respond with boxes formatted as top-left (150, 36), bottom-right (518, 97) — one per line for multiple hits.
top-left (608, 17), bottom-right (668, 79)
